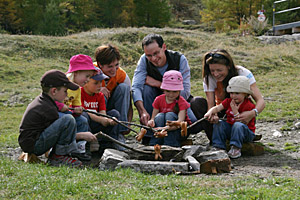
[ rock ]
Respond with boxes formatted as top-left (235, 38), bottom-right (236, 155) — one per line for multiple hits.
top-left (294, 122), bottom-right (300, 129)
top-left (182, 20), bottom-right (196, 25)
top-left (98, 149), bottom-right (129, 170)
top-left (241, 143), bottom-right (264, 156)
top-left (182, 145), bottom-right (208, 160)
top-left (194, 150), bottom-right (229, 163)
top-left (272, 130), bottom-right (282, 137)
top-left (185, 156), bottom-right (200, 171)
top-left (126, 145), bottom-right (183, 161)
top-left (117, 160), bottom-right (189, 175)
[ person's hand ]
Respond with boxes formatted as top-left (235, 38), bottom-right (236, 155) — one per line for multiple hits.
top-left (108, 118), bottom-right (117, 126)
top-left (230, 100), bottom-right (240, 115)
top-left (147, 119), bottom-right (155, 127)
top-left (73, 106), bottom-right (83, 114)
top-left (60, 104), bottom-right (69, 112)
top-left (205, 113), bottom-right (219, 124)
top-left (140, 111), bottom-right (150, 126)
top-left (235, 110), bottom-right (254, 124)
top-left (100, 87), bottom-right (111, 99)
top-left (76, 132), bottom-right (97, 142)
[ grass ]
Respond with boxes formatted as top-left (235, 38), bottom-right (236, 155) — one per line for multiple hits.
top-left (1, 27), bottom-right (300, 198)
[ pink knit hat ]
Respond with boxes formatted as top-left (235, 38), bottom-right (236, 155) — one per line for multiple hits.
top-left (67, 54), bottom-right (98, 73)
top-left (160, 70), bottom-right (183, 91)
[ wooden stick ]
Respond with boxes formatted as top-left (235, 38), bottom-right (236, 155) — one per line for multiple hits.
top-left (187, 117), bottom-right (207, 130)
top-left (69, 108), bottom-right (138, 134)
top-left (95, 131), bottom-right (154, 155)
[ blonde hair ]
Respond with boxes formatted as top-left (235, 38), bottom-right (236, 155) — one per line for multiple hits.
top-left (66, 72), bottom-right (75, 82)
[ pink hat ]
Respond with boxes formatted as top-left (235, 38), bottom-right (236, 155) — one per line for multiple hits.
top-left (160, 70), bottom-right (183, 91)
top-left (67, 54), bottom-right (98, 73)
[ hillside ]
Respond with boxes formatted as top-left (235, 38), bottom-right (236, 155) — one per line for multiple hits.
top-left (1, 27), bottom-right (300, 199)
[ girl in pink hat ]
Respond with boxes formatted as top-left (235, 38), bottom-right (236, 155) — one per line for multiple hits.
top-left (56, 54), bottom-right (99, 161)
top-left (147, 70), bottom-right (191, 147)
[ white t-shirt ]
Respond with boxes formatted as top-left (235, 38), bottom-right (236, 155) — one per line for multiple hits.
top-left (203, 65), bottom-right (256, 92)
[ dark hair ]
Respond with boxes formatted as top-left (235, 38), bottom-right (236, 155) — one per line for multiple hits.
top-left (95, 44), bottom-right (120, 66)
top-left (42, 86), bottom-right (62, 93)
top-left (202, 49), bottom-right (238, 91)
top-left (142, 34), bottom-right (164, 49)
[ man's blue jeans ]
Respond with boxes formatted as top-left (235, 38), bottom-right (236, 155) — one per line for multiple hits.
top-left (33, 114), bottom-right (78, 156)
top-left (106, 83), bottom-right (131, 133)
top-left (212, 120), bottom-right (255, 150)
top-left (149, 112), bottom-right (182, 147)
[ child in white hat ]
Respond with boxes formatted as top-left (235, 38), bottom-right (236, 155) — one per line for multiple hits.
top-left (147, 70), bottom-right (192, 147)
top-left (204, 76), bottom-right (257, 158)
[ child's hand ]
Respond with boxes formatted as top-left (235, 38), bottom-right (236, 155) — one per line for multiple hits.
top-left (108, 118), bottom-right (117, 126)
top-left (73, 106), bottom-right (83, 114)
top-left (60, 104), bottom-right (69, 112)
top-left (230, 101), bottom-right (240, 115)
top-left (147, 119), bottom-right (155, 127)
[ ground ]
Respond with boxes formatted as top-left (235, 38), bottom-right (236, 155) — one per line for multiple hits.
top-left (3, 121), bottom-right (300, 178)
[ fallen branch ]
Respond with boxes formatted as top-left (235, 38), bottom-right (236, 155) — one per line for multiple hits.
top-left (95, 131), bottom-right (154, 155)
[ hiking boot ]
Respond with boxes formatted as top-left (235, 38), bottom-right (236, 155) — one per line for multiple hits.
top-left (228, 146), bottom-right (241, 159)
top-left (48, 154), bottom-right (82, 167)
top-left (70, 152), bottom-right (91, 161)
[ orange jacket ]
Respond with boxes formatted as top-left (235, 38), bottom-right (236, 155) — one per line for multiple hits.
top-left (93, 63), bottom-right (127, 92)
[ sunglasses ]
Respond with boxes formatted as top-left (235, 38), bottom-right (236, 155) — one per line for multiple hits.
top-left (207, 53), bottom-right (227, 59)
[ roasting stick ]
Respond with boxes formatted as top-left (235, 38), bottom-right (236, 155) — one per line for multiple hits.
top-left (68, 108), bottom-right (138, 134)
top-left (94, 131), bottom-right (154, 155)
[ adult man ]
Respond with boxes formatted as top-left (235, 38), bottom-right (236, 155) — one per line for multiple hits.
top-left (132, 34), bottom-right (197, 144)
top-left (94, 44), bottom-right (133, 135)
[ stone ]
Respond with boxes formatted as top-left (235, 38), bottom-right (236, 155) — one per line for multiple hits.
top-left (126, 145), bottom-right (183, 161)
top-left (182, 145), bottom-right (208, 160)
top-left (182, 20), bottom-right (196, 25)
top-left (194, 150), bottom-right (229, 163)
top-left (98, 149), bottom-right (129, 170)
top-left (185, 156), bottom-right (200, 171)
top-left (241, 142), bottom-right (264, 156)
top-left (117, 160), bottom-right (189, 175)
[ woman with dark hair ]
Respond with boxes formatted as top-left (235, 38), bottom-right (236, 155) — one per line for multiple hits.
top-left (190, 49), bottom-right (265, 142)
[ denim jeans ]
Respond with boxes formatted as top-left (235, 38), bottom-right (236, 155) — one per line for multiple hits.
top-left (82, 109), bottom-right (124, 149)
top-left (149, 112), bottom-right (183, 147)
top-left (212, 120), bottom-right (255, 149)
top-left (142, 84), bottom-right (197, 138)
top-left (106, 83), bottom-right (131, 133)
top-left (33, 114), bottom-right (78, 156)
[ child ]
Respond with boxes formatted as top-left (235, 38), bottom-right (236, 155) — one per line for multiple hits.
top-left (81, 71), bottom-right (124, 152)
top-left (57, 54), bottom-right (98, 161)
top-left (19, 70), bottom-right (82, 167)
top-left (147, 70), bottom-right (191, 147)
top-left (204, 76), bottom-right (257, 159)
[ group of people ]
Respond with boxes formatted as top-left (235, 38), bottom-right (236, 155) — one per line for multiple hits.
top-left (18, 33), bottom-right (265, 167)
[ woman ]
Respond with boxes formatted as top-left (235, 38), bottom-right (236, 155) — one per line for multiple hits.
top-left (93, 44), bottom-right (133, 135)
top-left (190, 49), bottom-right (265, 142)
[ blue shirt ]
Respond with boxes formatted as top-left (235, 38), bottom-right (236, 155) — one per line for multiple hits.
top-left (132, 53), bottom-right (191, 103)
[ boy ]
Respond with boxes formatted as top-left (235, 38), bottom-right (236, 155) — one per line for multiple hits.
top-left (81, 71), bottom-right (124, 152)
top-left (19, 70), bottom-right (82, 167)
top-left (204, 76), bottom-right (257, 159)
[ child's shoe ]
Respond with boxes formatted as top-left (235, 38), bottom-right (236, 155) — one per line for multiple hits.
top-left (70, 152), bottom-right (91, 161)
top-left (228, 146), bottom-right (241, 159)
top-left (48, 154), bottom-right (82, 167)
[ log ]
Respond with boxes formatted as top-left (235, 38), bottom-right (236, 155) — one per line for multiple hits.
top-left (200, 158), bottom-right (231, 174)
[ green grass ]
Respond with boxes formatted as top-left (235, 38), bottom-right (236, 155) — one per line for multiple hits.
top-left (1, 27), bottom-right (300, 198)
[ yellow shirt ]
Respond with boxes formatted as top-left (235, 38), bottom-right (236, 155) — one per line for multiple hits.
top-left (64, 88), bottom-right (81, 107)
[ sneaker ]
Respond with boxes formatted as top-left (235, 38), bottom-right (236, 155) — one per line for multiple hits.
top-left (70, 152), bottom-right (91, 161)
top-left (48, 154), bottom-right (82, 167)
top-left (228, 146), bottom-right (241, 159)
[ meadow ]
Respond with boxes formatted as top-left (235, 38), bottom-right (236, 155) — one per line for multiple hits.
top-left (1, 27), bottom-right (300, 199)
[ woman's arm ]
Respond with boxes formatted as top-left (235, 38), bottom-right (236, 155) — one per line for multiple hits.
top-left (237, 82), bottom-right (265, 124)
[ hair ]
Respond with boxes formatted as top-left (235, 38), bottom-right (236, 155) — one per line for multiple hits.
top-left (142, 34), bottom-right (164, 49)
top-left (95, 44), bottom-right (120, 66)
top-left (42, 86), bottom-right (62, 93)
top-left (202, 49), bottom-right (238, 91)
top-left (66, 72), bottom-right (75, 82)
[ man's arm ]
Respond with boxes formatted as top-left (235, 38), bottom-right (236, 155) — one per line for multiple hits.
top-left (134, 100), bottom-right (150, 125)
top-left (178, 55), bottom-right (191, 100)
top-left (132, 55), bottom-right (147, 103)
